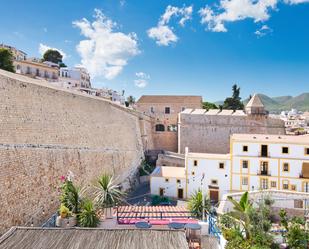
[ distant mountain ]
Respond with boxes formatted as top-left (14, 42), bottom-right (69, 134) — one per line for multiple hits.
top-left (215, 93), bottom-right (309, 113)
top-left (243, 93), bottom-right (309, 113)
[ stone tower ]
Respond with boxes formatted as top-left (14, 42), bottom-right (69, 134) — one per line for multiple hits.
top-left (245, 94), bottom-right (266, 115)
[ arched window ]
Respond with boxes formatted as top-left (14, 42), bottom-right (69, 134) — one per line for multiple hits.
top-left (155, 124), bottom-right (165, 132)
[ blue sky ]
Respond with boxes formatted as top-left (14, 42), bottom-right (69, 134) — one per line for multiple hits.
top-left (0, 0), bottom-right (309, 102)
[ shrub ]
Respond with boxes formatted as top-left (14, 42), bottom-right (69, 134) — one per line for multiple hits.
top-left (78, 199), bottom-right (100, 227)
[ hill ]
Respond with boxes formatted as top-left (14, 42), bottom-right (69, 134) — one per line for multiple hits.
top-left (215, 93), bottom-right (309, 113)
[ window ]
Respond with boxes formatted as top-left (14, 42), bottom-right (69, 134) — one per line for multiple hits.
top-left (243, 145), bottom-right (248, 152)
top-left (283, 163), bottom-right (289, 172)
top-left (282, 147), bottom-right (289, 154)
top-left (165, 178), bottom-right (169, 182)
top-left (291, 185), bottom-right (296, 191)
top-left (261, 179), bottom-right (268, 189)
top-left (294, 200), bottom-right (303, 209)
top-left (283, 180), bottom-right (289, 190)
top-left (176, 179), bottom-right (181, 184)
top-left (165, 107), bottom-right (170, 114)
top-left (211, 179), bottom-right (218, 185)
top-left (191, 171), bottom-right (195, 176)
top-left (219, 162), bottom-right (225, 169)
top-left (193, 160), bottom-right (198, 166)
top-left (242, 177), bottom-right (248, 186)
top-left (305, 148), bottom-right (309, 156)
top-left (167, 125), bottom-right (177, 132)
top-left (155, 124), bottom-right (165, 132)
top-left (242, 160), bottom-right (249, 169)
top-left (271, 181), bottom-right (277, 188)
top-left (181, 107), bottom-right (186, 111)
top-left (150, 107), bottom-right (154, 113)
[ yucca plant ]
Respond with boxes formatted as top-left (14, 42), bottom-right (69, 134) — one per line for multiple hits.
top-left (188, 189), bottom-right (211, 219)
top-left (78, 199), bottom-right (100, 227)
top-left (93, 174), bottom-right (125, 218)
top-left (60, 180), bottom-right (82, 214)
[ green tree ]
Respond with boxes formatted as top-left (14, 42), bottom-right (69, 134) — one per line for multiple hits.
top-left (188, 189), bottom-right (211, 219)
top-left (126, 95), bottom-right (135, 106)
top-left (0, 48), bottom-right (15, 72)
top-left (43, 49), bottom-right (64, 65)
top-left (202, 101), bottom-right (218, 110)
top-left (222, 84), bottom-right (244, 110)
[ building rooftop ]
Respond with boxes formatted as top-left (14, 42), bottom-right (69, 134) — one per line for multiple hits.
top-left (137, 95), bottom-right (202, 104)
top-left (0, 227), bottom-right (189, 249)
top-left (151, 166), bottom-right (186, 178)
top-left (181, 108), bottom-right (246, 116)
top-left (187, 153), bottom-right (231, 159)
top-left (231, 133), bottom-right (309, 144)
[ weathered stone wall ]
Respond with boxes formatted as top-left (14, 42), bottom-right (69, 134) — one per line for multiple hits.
top-left (0, 70), bottom-right (152, 233)
top-left (179, 113), bottom-right (286, 154)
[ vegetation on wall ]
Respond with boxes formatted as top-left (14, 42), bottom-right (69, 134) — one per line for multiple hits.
top-left (0, 48), bottom-right (15, 73)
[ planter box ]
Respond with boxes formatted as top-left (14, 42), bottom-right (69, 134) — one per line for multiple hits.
top-left (56, 216), bottom-right (77, 227)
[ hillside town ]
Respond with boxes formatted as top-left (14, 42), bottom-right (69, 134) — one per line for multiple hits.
top-left (1, 1), bottom-right (309, 249)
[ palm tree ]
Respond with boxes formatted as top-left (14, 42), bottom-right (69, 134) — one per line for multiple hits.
top-left (226, 192), bottom-right (252, 239)
top-left (93, 174), bottom-right (125, 218)
top-left (188, 189), bottom-right (211, 220)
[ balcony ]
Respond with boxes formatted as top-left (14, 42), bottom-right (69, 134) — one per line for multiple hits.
top-left (257, 170), bottom-right (271, 176)
top-left (259, 151), bottom-right (270, 158)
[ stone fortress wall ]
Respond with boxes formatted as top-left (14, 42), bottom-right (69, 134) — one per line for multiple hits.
top-left (178, 110), bottom-right (286, 154)
top-left (0, 70), bottom-right (153, 234)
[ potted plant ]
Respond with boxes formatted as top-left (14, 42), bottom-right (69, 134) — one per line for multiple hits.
top-left (78, 199), bottom-right (100, 227)
top-left (56, 204), bottom-right (77, 227)
top-left (93, 174), bottom-right (125, 219)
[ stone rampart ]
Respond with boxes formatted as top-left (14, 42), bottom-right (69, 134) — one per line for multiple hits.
top-left (0, 70), bottom-right (152, 233)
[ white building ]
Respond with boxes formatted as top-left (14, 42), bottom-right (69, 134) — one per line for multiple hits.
top-left (59, 67), bottom-right (91, 89)
top-left (150, 134), bottom-right (309, 203)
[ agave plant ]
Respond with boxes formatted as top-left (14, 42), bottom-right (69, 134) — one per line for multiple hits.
top-left (188, 189), bottom-right (211, 219)
top-left (78, 199), bottom-right (100, 227)
top-left (60, 180), bottom-right (82, 214)
top-left (93, 174), bottom-right (125, 209)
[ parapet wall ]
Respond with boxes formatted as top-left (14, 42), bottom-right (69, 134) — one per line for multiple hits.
top-left (0, 70), bottom-right (152, 234)
top-left (179, 113), bottom-right (286, 154)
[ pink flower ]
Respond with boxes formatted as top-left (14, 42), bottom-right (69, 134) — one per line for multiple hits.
top-left (60, 175), bottom-right (66, 182)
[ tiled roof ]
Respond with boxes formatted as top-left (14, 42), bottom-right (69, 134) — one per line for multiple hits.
top-left (137, 95), bottom-right (202, 104)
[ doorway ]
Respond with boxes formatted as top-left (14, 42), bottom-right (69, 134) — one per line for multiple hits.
top-left (177, 188), bottom-right (184, 199)
top-left (209, 190), bottom-right (219, 203)
top-left (261, 145), bottom-right (268, 157)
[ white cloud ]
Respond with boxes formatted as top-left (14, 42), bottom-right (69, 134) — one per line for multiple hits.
top-left (134, 72), bottom-right (150, 88)
top-left (120, 0), bottom-right (125, 6)
top-left (73, 9), bottom-right (140, 80)
top-left (199, 0), bottom-right (277, 32)
top-left (148, 5), bottom-right (193, 46)
top-left (255, 24), bottom-right (272, 37)
top-left (43, 27), bottom-right (48, 33)
top-left (147, 25), bottom-right (178, 46)
top-left (39, 43), bottom-right (67, 59)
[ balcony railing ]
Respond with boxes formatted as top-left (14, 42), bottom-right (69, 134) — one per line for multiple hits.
top-left (257, 170), bottom-right (271, 176)
top-left (259, 151), bottom-right (270, 157)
